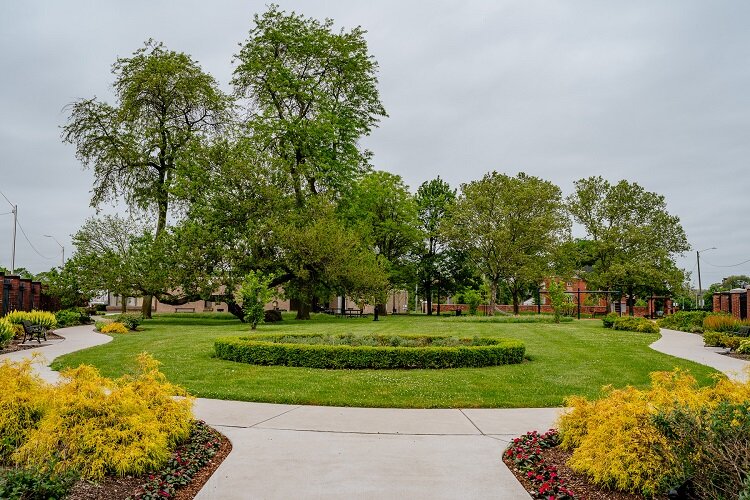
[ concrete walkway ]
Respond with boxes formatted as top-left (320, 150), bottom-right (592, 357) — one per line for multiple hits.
top-left (651, 328), bottom-right (750, 382)
top-left (5, 324), bottom-right (748, 499)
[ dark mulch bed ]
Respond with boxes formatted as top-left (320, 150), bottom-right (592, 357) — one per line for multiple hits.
top-left (723, 351), bottom-right (750, 361)
top-left (504, 444), bottom-right (664, 500)
top-left (67, 427), bottom-right (231, 500)
top-left (0, 332), bottom-right (65, 354)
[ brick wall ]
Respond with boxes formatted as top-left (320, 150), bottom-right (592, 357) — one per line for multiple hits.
top-left (31, 282), bottom-right (41, 310)
top-left (8, 277), bottom-right (20, 311)
top-left (21, 279), bottom-right (32, 312)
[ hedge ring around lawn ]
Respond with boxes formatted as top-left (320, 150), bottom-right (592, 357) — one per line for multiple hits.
top-left (214, 333), bottom-right (525, 369)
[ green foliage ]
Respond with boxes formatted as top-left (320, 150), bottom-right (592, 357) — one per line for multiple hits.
top-left (657, 311), bottom-right (708, 333)
top-left (462, 288), bottom-right (482, 315)
top-left (54, 308), bottom-right (89, 328)
top-left (442, 171), bottom-right (570, 315)
top-left (113, 313), bottom-right (143, 331)
top-left (602, 313), bottom-right (619, 328)
top-left (547, 281), bottom-right (567, 323)
top-left (237, 271), bottom-right (274, 329)
top-left (567, 177), bottom-right (689, 313)
top-left (703, 332), bottom-right (744, 351)
top-left (611, 316), bottom-right (660, 334)
top-left (215, 334), bottom-right (525, 369)
top-left (653, 401), bottom-right (750, 498)
top-left (738, 339), bottom-right (750, 355)
top-left (0, 465), bottom-right (78, 500)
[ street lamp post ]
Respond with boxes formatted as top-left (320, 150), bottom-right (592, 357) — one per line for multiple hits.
top-left (696, 247), bottom-right (717, 309)
top-left (44, 235), bottom-right (64, 267)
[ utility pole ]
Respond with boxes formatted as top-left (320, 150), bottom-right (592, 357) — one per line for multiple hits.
top-left (11, 205), bottom-right (17, 275)
top-left (696, 247), bottom-right (717, 309)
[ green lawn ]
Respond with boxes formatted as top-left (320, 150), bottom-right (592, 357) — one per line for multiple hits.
top-left (52, 313), bottom-right (718, 408)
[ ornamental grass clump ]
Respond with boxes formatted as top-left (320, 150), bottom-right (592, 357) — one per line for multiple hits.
top-left (7, 353), bottom-right (193, 480)
top-left (3, 310), bottom-right (57, 329)
top-left (0, 318), bottom-right (15, 348)
top-left (558, 369), bottom-right (750, 496)
top-left (703, 314), bottom-right (748, 333)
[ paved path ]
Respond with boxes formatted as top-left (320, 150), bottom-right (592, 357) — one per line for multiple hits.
top-left (651, 328), bottom-right (749, 382)
top-left (5, 324), bottom-right (748, 499)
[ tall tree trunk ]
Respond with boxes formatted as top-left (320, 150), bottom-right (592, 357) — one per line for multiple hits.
top-left (227, 301), bottom-right (246, 322)
top-left (437, 284), bottom-right (441, 315)
top-left (512, 291), bottom-right (520, 315)
top-left (141, 296), bottom-right (152, 319)
top-left (627, 287), bottom-right (635, 316)
top-left (425, 281), bottom-right (433, 315)
top-left (488, 281), bottom-right (497, 316)
top-left (295, 287), bottom-right (312, 320)
top-left (121, 297), bottom-right (127, 314)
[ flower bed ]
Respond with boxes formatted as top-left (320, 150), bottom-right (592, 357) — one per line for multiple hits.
top-left (502, 430), bottom-right (576, 499)
top-left (214, 333), bottom-right (525, 369)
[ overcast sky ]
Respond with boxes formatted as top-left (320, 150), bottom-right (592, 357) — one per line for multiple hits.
top-left (0, 1), bottom-right (748, 288)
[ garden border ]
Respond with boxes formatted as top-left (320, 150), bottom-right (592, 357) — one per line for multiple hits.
top-left (214, 333), bottom-right (525, 369)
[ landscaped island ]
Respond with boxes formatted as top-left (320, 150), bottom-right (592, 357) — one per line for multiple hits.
top-left (214, 333), bottom-right (525, 369)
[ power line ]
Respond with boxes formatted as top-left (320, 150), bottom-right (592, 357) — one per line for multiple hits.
top-left (0, 189), bottom-right (14, 209)
top-left (15, 219), bottom-right (54, 260)
top-left (702, 258), bottom-right (750, 268)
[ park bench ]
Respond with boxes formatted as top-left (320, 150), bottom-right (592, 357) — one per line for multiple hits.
top-left (345, 308), bottom-right (363, 318)
top-left (175, 307), bottom-right (195, 313)
top-left (21, 320), bottom-right (47, 343)
top-left (733, 325), bottom-right (750, 337)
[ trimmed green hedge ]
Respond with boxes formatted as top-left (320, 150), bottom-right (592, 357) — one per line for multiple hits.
top-left (214, 333), bottom-right (525, 369)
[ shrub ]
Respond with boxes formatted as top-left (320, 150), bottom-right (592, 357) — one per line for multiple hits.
top-left (653, 400), bottom-right (750, 498)
top-left (100, 322), bottom-right (129, 334)
top-left (462, 288), bottom-right (482, 316)
top-left (13, 353), bottom-right (193, 480)
top-left (0, 358), bottom-right (50, 461)
top-left (215, 334), bottom-right (525, 369)
top-left (738, 340), bottom-right (750, 355)
top-left (611, 316), bottom-right (660, 334)
top-left (0, 465), bottom-right (78, 500)
top-left (444, 315), bottom-right (573, 324)
top-left (236, 271), bottom-right (274, 330)
top-left (547, 281), bottom-right (567, 324)
top-left (703, 332), bottom-right (744, 350)
top-left (602, 313), bottom-right (619, 328)
top-left (558, 369), bottom-right (750, 496)
top-left (0, 318), bottom-right (14, 348)
top-left (113, 313), bottom-right (143, 331)
top-left (54, 308), bottom-right (90, 328)
top-left (3, 310), bottom-right (57, 329)
top-left (703, 314), bottom-right (746, 333)
top-left (657, 311), bottom-right (708, 333)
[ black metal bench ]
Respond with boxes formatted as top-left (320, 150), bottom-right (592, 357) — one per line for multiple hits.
top-left (21, 320), bottom-right (47, 343)
top-left (733, 325), bottom-right (750, 337)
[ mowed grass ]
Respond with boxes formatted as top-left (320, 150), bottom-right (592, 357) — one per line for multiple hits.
top-left (52, 313), bottom-right (718, 408)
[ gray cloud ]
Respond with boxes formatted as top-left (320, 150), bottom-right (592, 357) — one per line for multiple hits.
top-left (0, 0), bottom-right (747, 287)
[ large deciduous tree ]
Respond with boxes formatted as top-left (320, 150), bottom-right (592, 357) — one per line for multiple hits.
top-left (415, 177), bottom-right (457, 315)
top-left (62, 40), bottom-right (229, 316)
top-left (567, 176), bottom-right (690, 315)
top-left (443, 172), bottom-right (570, 315)
top-left (231, 5), bottom-right (386, 208)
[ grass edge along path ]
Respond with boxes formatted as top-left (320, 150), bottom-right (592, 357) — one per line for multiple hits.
top-left (52, 313), bottom-right (719, 408)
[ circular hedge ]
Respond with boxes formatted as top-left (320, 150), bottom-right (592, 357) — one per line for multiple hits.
top-left (214, 333), bottom-right (525, 369)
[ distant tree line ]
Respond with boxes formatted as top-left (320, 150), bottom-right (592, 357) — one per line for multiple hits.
top-left (46, 5), bottom-right (690, 319)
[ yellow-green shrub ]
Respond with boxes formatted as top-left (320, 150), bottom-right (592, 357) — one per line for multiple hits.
top-left (9, 353), bottom-right (193, 480)
top-left (738, 340), bottom-right (750, 355)
top-left (0, 318), bottom-right (15, 347)
top-left (703, 314), bottom-right (748, 333)
top-left (0, 358), bottom-right (51, 460)
top-left (558, 370), bottom-right (750, 496)
top-left (99, 322), bottom-right (128, 334)
top-left (3, 310), bottom-right (57, 329)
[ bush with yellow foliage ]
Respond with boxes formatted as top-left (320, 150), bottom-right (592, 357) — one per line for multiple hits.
top-left (3, 310), bottom-right (57, 329)
top-left (0, 353), bottom-right (193, 480)
top-left (558, 369), bottom-right (750, 497)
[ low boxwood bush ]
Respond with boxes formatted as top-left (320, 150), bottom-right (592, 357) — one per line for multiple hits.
top-left (54, 308), bottom-right (90, 328)
top-left (215, 334), bottom-right (525, 369)
top-left (602, 313), bottom-right (619, 328)
top-left (657, 311), bottom-right (708, 333)
top-left (610, 316), bottom-right (660, 334)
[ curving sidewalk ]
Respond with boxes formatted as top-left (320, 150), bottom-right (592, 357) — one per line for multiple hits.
top-left (651, 328), bottom-right (749, 382)
top-left (4, 324), bottom-right (747, 498)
